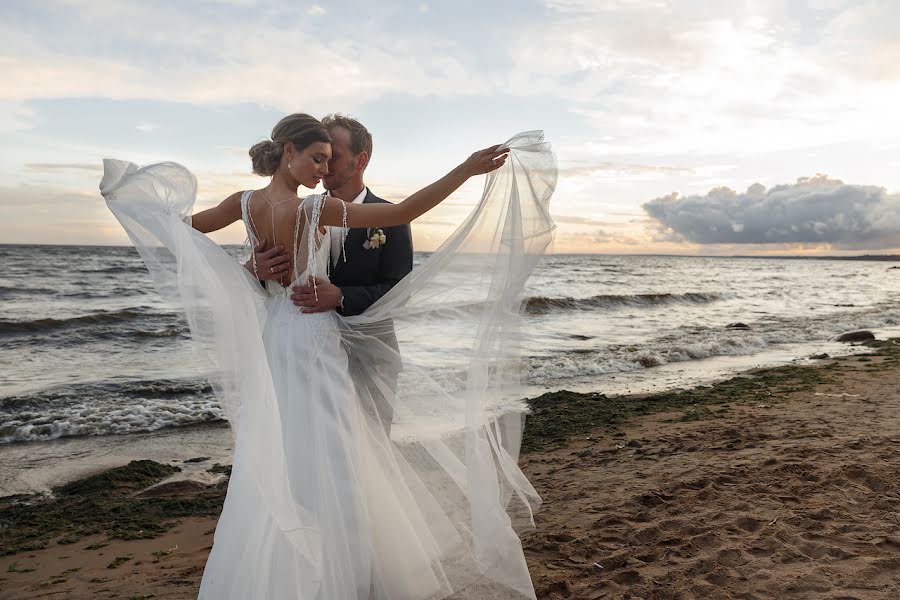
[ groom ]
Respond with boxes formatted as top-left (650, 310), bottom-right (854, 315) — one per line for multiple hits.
top-left (253, 114), bottom-right (413, 430)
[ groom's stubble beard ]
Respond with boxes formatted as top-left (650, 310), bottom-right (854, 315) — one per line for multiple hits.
top-left (324, 157), bottom-right (365, 200)
top-left (324, 168), bottom-right (354, 194)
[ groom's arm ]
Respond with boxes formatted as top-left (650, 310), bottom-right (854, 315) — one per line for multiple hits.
top-left (338, 222), bottom-right (413, 317)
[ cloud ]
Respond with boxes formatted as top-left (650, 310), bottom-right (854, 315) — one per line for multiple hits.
top-left (552, 214), bottom-right (623, 226)
top-left (643, 174), bottom-right (900, 249)
top-left (559, 161), bottom-right (695, 178)
top-left (505, 0), bottom-right (900, 157)
top-left (591, 228), bottom-right (644, 246)
top-left (0, 3), bottom-right (485, 115)
top-left (26, 162), bottom-right (103, 172)
top-left (0, 184), bottom-right (98, 208)
top-left (0, 100), bottom-right (36, 133)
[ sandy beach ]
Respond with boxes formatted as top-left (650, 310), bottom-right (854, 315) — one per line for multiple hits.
top-left (2, 339), bottom-right (899, 599)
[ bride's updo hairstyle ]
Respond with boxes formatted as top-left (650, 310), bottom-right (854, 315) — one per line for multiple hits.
top-left (249, 113), bottom-right (332, 177)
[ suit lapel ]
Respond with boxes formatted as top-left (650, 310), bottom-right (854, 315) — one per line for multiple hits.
top-left (333, 190), bottom-right (376, 274)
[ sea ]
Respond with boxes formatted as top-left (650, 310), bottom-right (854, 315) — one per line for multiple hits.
top-left (2, 244), bottom-right (899, 493)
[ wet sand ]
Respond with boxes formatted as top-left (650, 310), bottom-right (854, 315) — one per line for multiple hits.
top-left (522, 340), bottom-right (900, 599)
top-left (2, 340), bottom-right (899, 599)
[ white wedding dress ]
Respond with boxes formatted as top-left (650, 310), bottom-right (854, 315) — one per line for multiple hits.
top-left (101, 131), bottom-right (557, 599)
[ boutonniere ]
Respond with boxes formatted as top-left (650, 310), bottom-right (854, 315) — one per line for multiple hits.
top-left (363, 227), bottom-right (386, 249)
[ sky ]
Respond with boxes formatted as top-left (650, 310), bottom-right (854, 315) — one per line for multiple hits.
top-left (2, 0), bottom-right (900, 254)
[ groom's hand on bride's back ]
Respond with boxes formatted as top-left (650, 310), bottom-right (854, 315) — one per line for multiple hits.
top-left (246, 238), bottom-right (291, 281)
top-left (291, 277), bottom-right (343, 313)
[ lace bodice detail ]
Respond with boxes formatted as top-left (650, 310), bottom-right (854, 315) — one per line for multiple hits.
top-left (240, 191), bottom-right (332, 295)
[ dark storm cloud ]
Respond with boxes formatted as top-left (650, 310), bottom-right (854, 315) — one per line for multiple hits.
top-left (642, 175), bottom-right (900, 249)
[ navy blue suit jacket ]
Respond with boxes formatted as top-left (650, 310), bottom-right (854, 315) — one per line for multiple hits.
top-left (330, 189), bottom-right (413, 317)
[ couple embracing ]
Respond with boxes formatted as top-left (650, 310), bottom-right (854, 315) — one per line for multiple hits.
top-left (102, 112), bottom-right (557, 599)
top-left (250, 114), bottom-right (410, 433)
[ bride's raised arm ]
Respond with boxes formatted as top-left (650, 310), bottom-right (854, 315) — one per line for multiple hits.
top-left (191, 192), bottom-right (243, 233)
top-left (318, 145), bottom-right (509, 228)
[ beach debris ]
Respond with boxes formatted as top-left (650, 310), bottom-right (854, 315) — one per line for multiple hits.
top-left (593, 562), bottom-right (604, 569)
top-left (835, 330), bottom-right (875, 342)
top-left (6, 561), bottom-right (36, 573)
top-left (638, 354), bottom-right (662, 367)
top-left (137, 480), bottom-right (208, 497)
top-left (207, 463), bottom-right (232, 476)
top-left (578, 449), bottom-right (593, 458)
top-left (45, 567), bottom-right (80, 586)
top-left (106, 554), bottom-right (133, 569)
top-left (151, 545), bottom-right (179, 558)
top-left (814, 392), bottom-right (860, 398)
top-left (726, 322), bottom-right (751, 329)
top-left (809, 353), bottom-right (830, 360)
top-left (85, 542), bottom-right (108, 550)
top-left (615, 443), bottom-right (626, 450)
top-left (768, 517), bottom-right (779, 526)
top-left (626, 440), bottom-right (643, 448)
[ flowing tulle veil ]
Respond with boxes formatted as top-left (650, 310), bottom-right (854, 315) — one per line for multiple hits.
top-left (102, 130), bottom-right (557, 598)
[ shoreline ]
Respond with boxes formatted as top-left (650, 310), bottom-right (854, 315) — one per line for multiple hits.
top-left (2, 338), bottom-right (900, 598)
top-left (1, 333), bottom-right (887, 497)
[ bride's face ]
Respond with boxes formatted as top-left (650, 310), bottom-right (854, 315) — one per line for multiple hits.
top-left (287, 142), bottom-right (331, 189)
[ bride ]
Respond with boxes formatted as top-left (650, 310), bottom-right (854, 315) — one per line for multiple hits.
top-left (102, 114), bottom-right (557, 599)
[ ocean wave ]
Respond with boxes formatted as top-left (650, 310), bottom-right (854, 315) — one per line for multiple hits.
top-left (1, 377), bottom-right (213, 408)
top-left (0, 377), bottom-right (220, 443)
top-left (525, 305), bottom-right (900, 385)
top-left (0, 307), bottom-right (171, 336)
top-left (525, 292), bottom-right (723, 314)
top-left (77, 264), bottom-right (144, 275)
top-left (58, 287), bottom-right (150, 300)
top-left (0, 402), bottom-right (224, 444)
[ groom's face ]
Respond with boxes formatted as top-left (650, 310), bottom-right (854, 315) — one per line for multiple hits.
top-left (323, 126), bottom-right (358, 191)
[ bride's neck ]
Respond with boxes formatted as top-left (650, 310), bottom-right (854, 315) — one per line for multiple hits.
top-left (265, 170), bottom-right (300, 198)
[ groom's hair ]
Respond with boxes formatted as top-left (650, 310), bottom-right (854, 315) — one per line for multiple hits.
top-left (321, 114), bottom-right (373, 160)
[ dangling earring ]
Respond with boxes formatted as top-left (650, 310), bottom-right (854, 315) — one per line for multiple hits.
top-left (288, 161), bottom-right (292, 170)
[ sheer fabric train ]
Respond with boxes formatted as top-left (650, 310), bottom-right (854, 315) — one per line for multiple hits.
top-left (101, 131), bottom-right (557, 599)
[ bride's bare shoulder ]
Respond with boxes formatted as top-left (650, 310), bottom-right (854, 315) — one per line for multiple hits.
top-left (225, 190), bottom-right (245, 204)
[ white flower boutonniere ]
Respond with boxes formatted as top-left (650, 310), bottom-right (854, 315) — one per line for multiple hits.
top-left (363, 227), bottom-right (387, 249)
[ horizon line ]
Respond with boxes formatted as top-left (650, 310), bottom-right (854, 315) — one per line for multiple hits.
top-left (2, 243), bottom-right (899, 261)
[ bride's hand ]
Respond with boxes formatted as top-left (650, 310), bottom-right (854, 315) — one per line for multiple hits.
top-left (460, 145), bottom-right (509, 177)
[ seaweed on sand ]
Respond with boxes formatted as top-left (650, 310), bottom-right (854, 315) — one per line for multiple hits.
top-left (0, 460), bottom-right (226, 557)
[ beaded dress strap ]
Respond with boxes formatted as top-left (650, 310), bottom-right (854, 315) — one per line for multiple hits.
top-left (239, 191), bottom-right (261, 276)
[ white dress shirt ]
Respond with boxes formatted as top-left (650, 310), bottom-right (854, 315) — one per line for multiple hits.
top-left (328, 187), bottom-right (368, 267)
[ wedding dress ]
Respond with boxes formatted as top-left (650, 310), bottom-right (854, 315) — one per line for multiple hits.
top-left (101, 131), bottom-right (557, 599)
